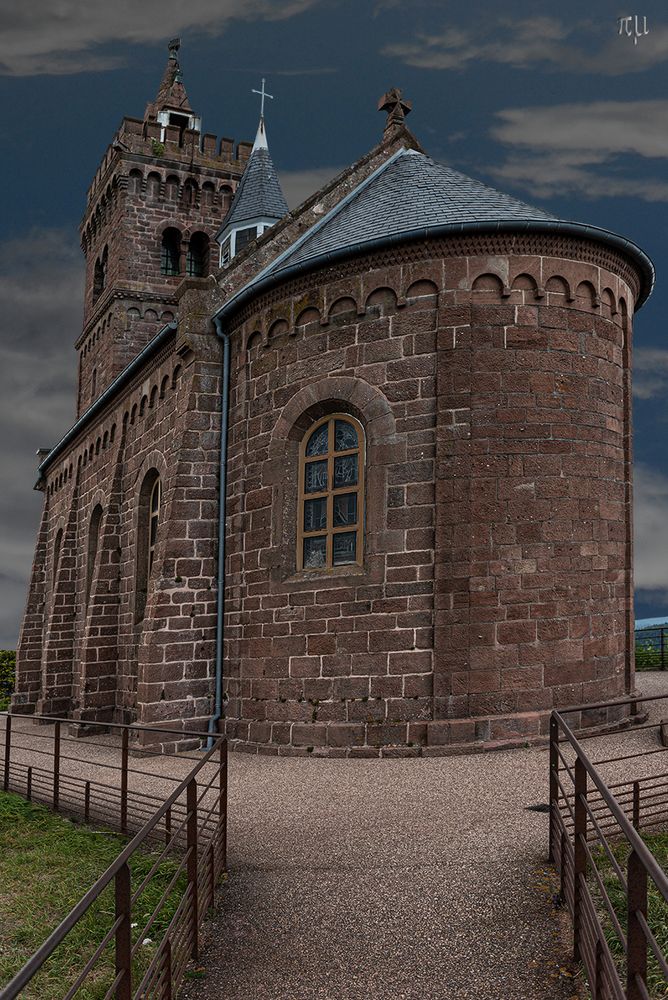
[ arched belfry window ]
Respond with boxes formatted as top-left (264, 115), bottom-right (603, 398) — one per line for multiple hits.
top-left (93, 245), bottom-right (108, 301)
top-left (298, 414), bottom-right (364, 571)
top-left (135, 470), bottom-right (162, 622)
top-left (160, 228), bottom-right (181, 276)
top-left (186, 232), bottom-right (209, 277)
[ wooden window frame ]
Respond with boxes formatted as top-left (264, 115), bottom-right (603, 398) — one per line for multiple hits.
top-left (297, 413), bottom-right (365, 572)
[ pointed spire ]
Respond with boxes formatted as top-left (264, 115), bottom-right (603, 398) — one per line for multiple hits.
top-left (215, 82), bottom-right (287, 258)
top-left (253, 116), bottom-right (269, 152)
top-left (144, 38), bottom-right (193, 122)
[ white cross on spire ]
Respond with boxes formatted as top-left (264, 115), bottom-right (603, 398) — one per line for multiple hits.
top-left (252, 78), bottom-right (274, 120)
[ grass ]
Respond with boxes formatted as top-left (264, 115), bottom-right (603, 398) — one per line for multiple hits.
top-left (592, 832), bottom-right (668, 999)
top-left (0, 791), bottom-right (185, 999)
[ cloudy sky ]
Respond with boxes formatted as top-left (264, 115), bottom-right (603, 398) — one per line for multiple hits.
top-left (1, 0), bottom-right (667, 646)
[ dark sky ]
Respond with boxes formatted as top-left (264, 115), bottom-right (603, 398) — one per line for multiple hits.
top-left (1, 1), bottom-right (668, 645)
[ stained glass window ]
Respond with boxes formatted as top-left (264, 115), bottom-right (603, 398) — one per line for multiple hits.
top-left (297, 414), bottom-right (364, 571)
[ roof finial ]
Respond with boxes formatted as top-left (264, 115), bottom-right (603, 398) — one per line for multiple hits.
top-left (251, 78), bottom-right (273, 151)
top-left (252, 78), bottom-right (274, 121)
top-left (168, 37), bottom-right (181, 61)
top-left (378, 88), bottom-right (412, 135)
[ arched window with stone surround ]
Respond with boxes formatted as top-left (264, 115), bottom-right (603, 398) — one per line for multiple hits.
top-left (86, 504), bottom-right (103, 604)
top-left (297, 414), bottom-right (364, 570)
top-left (135, 469), bottom-right (162, 622)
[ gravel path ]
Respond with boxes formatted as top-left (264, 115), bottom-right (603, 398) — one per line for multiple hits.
top-left (181, 675), bottom-right (668, 1000)
top-left (5, 675), bottom-right (667, 999)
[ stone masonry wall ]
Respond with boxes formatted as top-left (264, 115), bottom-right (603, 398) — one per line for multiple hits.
top-left (14, 327), bottom-right (224, 743)
top-left (215, 234), bottom-right (637, 754)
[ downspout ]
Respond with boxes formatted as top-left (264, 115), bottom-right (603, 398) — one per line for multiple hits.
top-left (207, 317), bottom-right (230, 747)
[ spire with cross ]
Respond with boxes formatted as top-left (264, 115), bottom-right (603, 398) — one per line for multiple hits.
top-left (251, 78), bottom-right (274, 151)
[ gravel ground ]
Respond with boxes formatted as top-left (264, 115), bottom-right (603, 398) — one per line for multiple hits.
top-left (5, 675), bottom-right (668, 1000)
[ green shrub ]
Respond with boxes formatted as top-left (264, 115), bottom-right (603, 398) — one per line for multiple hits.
top-left (0, 650), bottom-right (15, 711)
top-left (635, 642), bottom-right (662, 670)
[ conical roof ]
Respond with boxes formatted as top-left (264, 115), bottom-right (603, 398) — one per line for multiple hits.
top-left (222, 119), bottom-right (288, 230)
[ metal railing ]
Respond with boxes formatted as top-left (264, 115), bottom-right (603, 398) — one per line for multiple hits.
top-left (549, 693), bottom-right (668, 999)
top-left (0, 713), bottom-right (228, 999)
top-left (635, 627), bottom-right (668, 671)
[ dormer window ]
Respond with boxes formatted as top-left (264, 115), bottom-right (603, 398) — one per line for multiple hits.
top-left (235, 226), bottom-right (258, 253)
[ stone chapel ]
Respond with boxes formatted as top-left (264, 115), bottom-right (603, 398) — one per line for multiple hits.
top-left (14, 42), bottom-right (655, 754)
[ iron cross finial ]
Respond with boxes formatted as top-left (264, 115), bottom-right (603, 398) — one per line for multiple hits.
top-left (252, 78), bottom-right (274, 119)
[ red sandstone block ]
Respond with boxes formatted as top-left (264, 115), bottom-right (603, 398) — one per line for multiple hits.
top-left (497, 621), bottom-right (537, 645)
top-left (388, 650), bottom-right (431, 673)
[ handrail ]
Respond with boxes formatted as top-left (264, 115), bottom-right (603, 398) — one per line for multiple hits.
top-left (555, 713), bottom-right (668, 901)
top-left (1, 736), bottom-right (225, 998)
top-left (0, 710), bottom-right (221, 742)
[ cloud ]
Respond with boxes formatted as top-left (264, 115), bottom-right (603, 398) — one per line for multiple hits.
top-left (0, 230), bottom-right (82, 647)
top-left (383, 16), bottom-right (668, 76)
top-left (633, 349), bottom-right (668, 400)
top-left (0, 0), bottom-right (319, 76)
top-left (634, 464), bottom-right (668, 596)
top-left (486, 100), bottom-right (668, 202)
top-left (279, 166), bottom-right (342, 211)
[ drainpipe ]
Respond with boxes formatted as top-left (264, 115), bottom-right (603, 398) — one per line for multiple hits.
top-left (207, 317), bottom-right (230, 747)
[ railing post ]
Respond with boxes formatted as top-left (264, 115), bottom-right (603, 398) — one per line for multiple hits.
top-left (627, 850), bottom-right (648, 1000)
top-left (187, 779), bottom-right (199, 959)
top-left (163, 938), bottom-right (173, 1000)
top-left (53, 721), bottom-right (61, 811)
top-left (26, 766), bottom-right (32, 801)
top-left (3, 714), bottom-right (11, 792)
top-left (573, 756), bottom-right (587, 963)
top-left (208, 842), bottom-right (216, 910)
top-left (114, 862), bottom-right (132, 1000)
top-left (85, 781), bottom-right (91, 823)
top-left (120, 727), bottom-right (129, 834)
top-left (165, 805), bottom-right (171, 846)
top-left (549, 715), bottom-right (558, 862)
top-left (632, 781), bottom-right (641, 830)
top-left (220, 738), bottom-right (228, 873)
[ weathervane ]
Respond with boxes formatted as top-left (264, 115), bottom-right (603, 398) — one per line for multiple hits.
top-left (252, 78), bottom-right (274, 119)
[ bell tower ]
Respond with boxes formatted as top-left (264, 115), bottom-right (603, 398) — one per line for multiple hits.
top-left (76, 40), bottom-right (252, 416)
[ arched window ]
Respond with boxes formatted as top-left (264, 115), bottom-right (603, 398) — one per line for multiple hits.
top-left (186, 232), bottom-right (209, 277)
top-left (53, 528), bottom-right (63, 584)
top-left (93, 245), bottom-right (108, 301)
top-left (91, 368), bottom-right (97, 401)
top-left (86, 504), bottom-right (103, 604)
top-left (135, 470), bottom-right (162, 621)
top-left (298, 414), bottom-right (364, 571)
top-left (160, 228), bottom-right (181, 276)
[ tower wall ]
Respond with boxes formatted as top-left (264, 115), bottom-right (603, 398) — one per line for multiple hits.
top-left (75, 117), bottom-right (250, 414)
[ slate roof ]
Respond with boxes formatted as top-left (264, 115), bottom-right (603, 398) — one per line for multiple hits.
top-left (213, 146), bottom-right (654, 319)
top-left (223, 146), bottom-right (288, 231)
top-left (278, 149), bottom-right (557, 271)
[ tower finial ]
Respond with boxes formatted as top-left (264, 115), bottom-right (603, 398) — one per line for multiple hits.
top-left (168, 37), bottom-right (181, 61)
top-left (252, 78), bottom-right (274, 121)
top-left (378, 88), bottom-right (412, 136)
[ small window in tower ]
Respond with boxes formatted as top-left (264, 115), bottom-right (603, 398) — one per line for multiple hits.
top-left (135, 469), bottom-right (162, 623)
top-left (93, 245), bottom-right (108, 302)
top-left (235, 226), bottom-right (257, 253)
top-left (186, 232), bottom-right (209, 277)
top-left (91, 368), bottom-right (97, 401)
top-left (160, 228), bottom-right (181, 276)
top-left (168, 112), bottom-right (190, 130)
